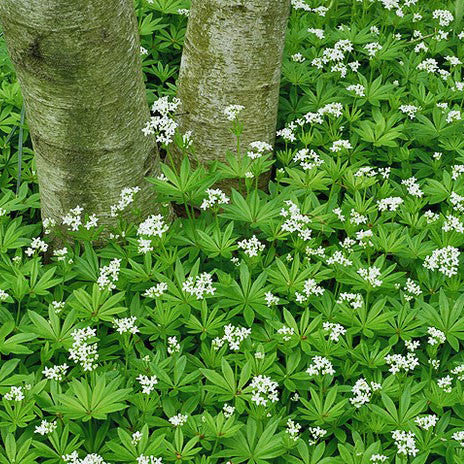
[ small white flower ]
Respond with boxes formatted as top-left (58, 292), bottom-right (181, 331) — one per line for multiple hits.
top-left (224, 105), bottom-right (244, 121)
top-left (137, 375), bottom-right (158, 395)
top-left (113, 316), bottom-right (139, 335)
top-left (169, 414), bottom-right (188, 427)
top-left (182, 273), bottom-right (215, 299)
top-left (144, 282), bottom-right (168, 298)
top-left (201, 189), bottom-right (230, 210)
top-left (34, 419), bottom-right (57, 435)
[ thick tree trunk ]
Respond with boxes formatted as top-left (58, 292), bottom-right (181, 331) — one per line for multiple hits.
top-left (175, 0), bottom-right (290, 172)
top-left (0, 0), bottom-right (160, 234)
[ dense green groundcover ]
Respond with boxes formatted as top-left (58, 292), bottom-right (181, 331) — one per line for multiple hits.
top-left (2, 0), bottom-right (464, 463)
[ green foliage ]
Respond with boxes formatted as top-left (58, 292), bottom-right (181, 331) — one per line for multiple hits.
top-left (1, 0), bottom-right (464, 463)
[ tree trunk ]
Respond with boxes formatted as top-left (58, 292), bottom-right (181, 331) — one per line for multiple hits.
top-left (175, 0), bottom-right (290, 174)
top-left (0, 0), bottom-right (160, 235)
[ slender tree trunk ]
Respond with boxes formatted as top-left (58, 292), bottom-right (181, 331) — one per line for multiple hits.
top-left (175, 0), bottom-right (290, 173)
top-left (0, 0), bottom-right (160, 235)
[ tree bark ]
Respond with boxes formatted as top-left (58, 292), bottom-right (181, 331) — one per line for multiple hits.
top-left (175, 0), bottom-right (290, 173)
top-left (0, 0), bottom-right (160, 235)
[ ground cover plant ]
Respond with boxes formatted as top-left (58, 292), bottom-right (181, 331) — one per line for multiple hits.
top-left (2, 0), bottom-right (464, 463)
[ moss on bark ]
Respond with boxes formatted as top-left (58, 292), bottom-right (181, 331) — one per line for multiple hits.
top-left (0, 0), bottom-right (161, 236)
top-left (175, 0), bottom-right (291, 174)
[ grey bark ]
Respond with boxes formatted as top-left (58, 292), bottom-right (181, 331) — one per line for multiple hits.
top-left (0, 0), bottom-right (160, 236)
top-left (175, 0), bottom-right (290, 172)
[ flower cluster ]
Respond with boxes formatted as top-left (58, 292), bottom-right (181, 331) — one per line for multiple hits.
top-left (249, 376), bottom-right (279, 406)
top-left (68, 327), bottom-right (99, 371)
top-left (212, 324), bottom-right (251, 351)
top-left (182, 273), bottom-right (216, 299)
top-left (143, 96), bottom-right (180, 145)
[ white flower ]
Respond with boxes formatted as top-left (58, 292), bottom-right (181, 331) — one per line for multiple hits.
top-left (182, 272), bottom-right (216, 299)
top-left (249, 375), bottom-right (279, 406)
top-left (144, 282), bottom-right (168, 298)
top-left (113, 317), bottom-right (139, 335)
top-left (417, 58), bottom-right (439, 74)
top-left (43, 217), bottom-right (56, 234)
top-left (385, 352), bottom-right (419, 374)
top-left (308, 28), bottom-right (325, 39)
top-left (53, 247), bottom-right (68, 262)
top-left (364, 42), bottom-right (382, 58)
top-left (110, 187), bottom-right (141, 217)
top-left (450, 192), bottom-right (464, 213)
top-left (169, 414), bottom-right (188, 427)
top-left (25, 236), bottom-right (48, 257)
top-left (357, 266), bottom-right (382, 287)
top-left (4, 386), bottom-right (25, 401)
top-left (451, 364), bottom-right (464, 380)
top-left (201, 189), bottom-right (230, 210)
top-left (415, 414), bottom-right (438, 430)
top-left (401, 177), bottom-right (423, 197)
top-left (63, 452), bottom-right (108, 464)
top-left (447, 110), bottom-right (461, 124)
top-left (403, 279), bottom-right (421, 301)
top-left (0, 289), bottom-right (9, 301)
top-left (132, 431), bottom-right (142, 445)
top-left (399, 105), bottom-right (420, 119)
top-left (264, 292), bottom-right (279, 306)
top-left (62, 205), bottom-right (84, 231)
top-left (370, 455), bottom-right (388, 463)
top-left (295, 278), bottom-right (324, 303)
top-left (167, 336), bottom-right (181, 354)
top-left (423, 246), bottom-right (460, 277)
top-left (97, 258), bottom-right (121, 291)
top-left (306, 356), bottom-right (335, 376)
top-left (350, 209), bottom-right (368, 225)
top-left (212, 324), bottom-right (251, 351)
top-left (137, 375), bottom-right (158, 395)
top-left (424, 210), bottom-right (440, 223)
top-left (330, 139), bottom-right (352, 152)
top-left (277, 325), bottom-right (295, 342)
top-left (42, 363), bottom-right (68, 381)
top-left (293, 148), bottom-right (324, 170)
top-left (34, 419), bottom-right (57, 435)
top-left (437, 375), bottom-right (453, 392)
top-left (276, 123), bottom-right (297, 142)
top-left (377, 197), bottom-right (404, 212)
top-left (452, 164), bottom-right (464, 180)
top-left (433, 9), bottom-right (454, 26)
top-left (323, 322), bottom-right (346, 342)
top-left (137, 214), bottom-right (169, 238)
top-left (68, 327), bottom-right (99, 371)
top-left (223, 404), bottom-right (235, 418)
top-left (350, 378), bottom-right (381, 408)
top-left (177, 8), bottom-right (189, 16)
top-left (392, 430), bottom-right (418, 457)
top-left (452, 431), bottom-right (464, 446)
top-left (327, 250), bottom-right (352, 267)
top-left (224, 105), bottom-right (244, 121)
top-left (346, 84), bottom-right (365, 97)
top-left (337, 292), bottom-right (363, 309)
top-left (143, 96), bottom-right (180, 145)
top-left (237, 236), bottom-right (265, 257)
top-left (427, 327), bottom-right (446, 346)
top-left (405, 339), bottom-right (420, 351)
top-left (281, 200), bottom-right (311, 240)
top-left (286, 419), bottom-right (301, 441)
top-left (308, 426), bottom-right (327, 445)
top-left (136, 456), bottom-right (162, 464)
top-left (291, 53), bottom-right (305, 63)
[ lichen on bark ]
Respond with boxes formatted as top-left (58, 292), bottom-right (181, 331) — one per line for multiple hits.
top-left (175, 0), bottom-right (291, 173)
top-left (0, 0), bottom-right (161, 238)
